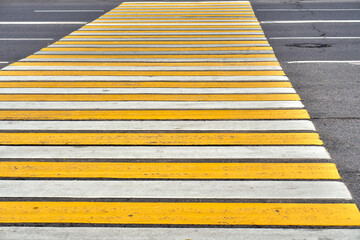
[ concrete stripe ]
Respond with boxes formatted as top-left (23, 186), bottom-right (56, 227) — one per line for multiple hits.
top-left (0, 101), bottom-right (304, 109)
top-left (104, 13), bottom-right (255, 16)
top-left (4, 66), bottom-right (282, 71)
top-left (64, 35), bottom-right (265, 38)
top-left (40, 46), bottom-right (271, 51)
top-left (0, 146), bottom-right (330, 159)
top-left (0, 109), bottom-right (310, 120)
top-left (0, 76), bottom-right (289, 81)
top-left (2, 202), bottom-right (358, 225)
top-left (0, 180), bottom-right (350, 199)
top-left (0, 70), bottom-right (284, 76)
top-left (35, 51), bottom-right (274, 54)
top-left (110, 9), bottom-right (253, 12)
top-left (0, 120), bottom-right (314, 131)
top-left (0, 82), bottom-right (293, 88)
top-left (0, 22), bottom-right (87, 24)
top-left (0, 88), bottom-right (296, 94)
top-left (99, 17), bottom-right (258, 19)
top-left (1, 228), bottom-right (359, 240)
top-left (10, 62), bottom-right (279, 66)
top-left (93, 19), bottom-right (259, 22)
top-left (0, 162), bottom-right (339, 179)
top-left (0, 132), bottom-right (322, 145)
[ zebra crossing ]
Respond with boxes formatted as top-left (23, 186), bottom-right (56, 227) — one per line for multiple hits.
top-left (0, 1), bottom-right (359, 239)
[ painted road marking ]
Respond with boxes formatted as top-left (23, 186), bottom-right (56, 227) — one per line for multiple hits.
top-left (0, 22), bottom-right (87, 24)
top-left (257, 9), bottom-right (360, 11)
top-left (0, 101), bottom-right (304, 109)
top-left (0, 38), bottom-right (54, 41)
top-left (271, 37), bottom-right (360, 40)
top-left (4, 66), bottom-right (283, 70)
top-left (0, 132), bottom-right (322, 145)
top-left (0, 109), bottom-right (310, 120)
top-left (288, 61), bottom-right (360, 64)
top-left (0, 120), bottom-right (314, 131)
top-left (0, 180), bottom-right (350, 199)
top-left (0, 162), bottom-right (339, 179)
top-left (34, 10), bottom-right (105, 12)
top-left (261, 20), bottom-right (360, 24)
top-left (0, 202), bottom-right (358, 226)
top-left (0, 146), bottom-right (330, 159)
top-left (1, 228), bottom-right (359, 240)
top-left (0, 88), bottom-right (296, 94)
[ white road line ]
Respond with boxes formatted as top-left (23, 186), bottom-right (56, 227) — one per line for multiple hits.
top-left (0, 146), bottom-right (331, 159)
top-left (35, 51), bottom-right (274, 54)
top-left (0, 88), bottom-right (295, 94)
top-left (0, 62), bottom-right (8, 64)
top-left (261, 20), bottom-right (360, 24)
top-left (257, 9), bottom-right (360, 11)
top-left (1, 228), bottom-right (359, 240)
top-left (0, 120), bottom-right (315, 131)
top-left (0, 38), bottom-right (54, 41)
top-left (0, 76), bottom-right (288, 81)
top-left (0, 180), bottom-right (351, 199)
top-left (0, 101), bottom-right (304, 110)
top-left (3, 66), bottom-right (281, 71)
top-left (288, 61), bottom-right (360, 64)
top-left (0, 22), bottom-right (87, 24)
top-left (270, 37), bottom-right (360, 40)
top-left (51, 44), bottom-right (270, 47)
top-left (34, 10), bottom-right (105, 13)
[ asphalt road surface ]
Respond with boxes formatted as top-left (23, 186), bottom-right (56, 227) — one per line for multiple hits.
top-left (0, 0), bottom-right (359, 238)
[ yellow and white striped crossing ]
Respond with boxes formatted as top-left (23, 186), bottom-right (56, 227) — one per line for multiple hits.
top-left (0, 1), bottom-right (359, 239)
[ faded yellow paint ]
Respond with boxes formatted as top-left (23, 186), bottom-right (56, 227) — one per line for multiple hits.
top-left (0, 162), bottom-right (341, 179)
top-left (0, 94), bottom-right (300, 101)
top-left (41, 46), bottom-right (271, 51)
top-left (1, 202), bottom-right (359, 226)
top-left (0, 133), bottom-right (323, 145)
top-left (0, 109), bottom-right (310, 120)
top-left (53, 40), bottom-right (268, 45)
top-left (0, 81), bottom-right (292, 88)
top-left (0, 70), bottom-right (284, 76)
top-left (26, 53), bottom-right (274, 59)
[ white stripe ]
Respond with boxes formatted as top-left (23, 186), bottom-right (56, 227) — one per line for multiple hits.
top-left (93, 20), bottom-right (259, 22)
top-left (70, 32), bottom-right (264, 36)
top-left (0, 22), bottom-right (87, 24)
top-left (0, 38), bottom-right (54, 41)
top-left (1, 228), bottom-right (359, 240)
top-left (35, 51), bottom-right (274, 54)
top-left (0, 146), bottom-right (331, 159)
top-left (288, 61), bottom-right (360, 64)
top-left (4, 66), bottom-right (281, 71)
top-left (0, 88), bottom-right (295, 94)
top-left (60, 37), bottom-right (267, 40)
top-left (271, 37), bottom-right (360, 40)
top-left (0, 180), bottom-right (350, 199)
top-left (0, 120), bottom-right (315, 131)
top-left (257, 9), bottom-right (360, 11)
top-left (50, 44), bottom-right (270, 47)
top-left (0, 101), bottom-right (304, 110)
top-left (0, 62), bottom-right (8, 64)
top-left (34, 10), bottom-right (105, 12)
top-left (0, 76), bottom-right (288, 81)
top-left (261, 20), bottom-right (360, 24)
top-left (87, 23), bottom-right (259, 25)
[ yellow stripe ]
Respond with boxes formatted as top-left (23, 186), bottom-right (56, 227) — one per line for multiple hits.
top-left (11, 62), bottom-right (279, 66)
top-left (0, 110), bottom-right (310, 120)
top-left (0, 133), bottom-right (322, 145)
top-left (0, 71), bottom-right (284, 76)
top-left (100, 13), bottom-right (256, 16)
top-left (0, 94), bottom-right (299, 101)
top-left (121, 2), bottom-right (251, 5)
top-left (74, 30), bottom-right (262, 33)
top-left (1, 202), bottom-right (359, 226)
top-left (102, 14), bottom-right (256, 16)
top-left (42, 47), bottom-right (271, 51)
top-left (0, 82), bottom-right (292, 88)
top-left (26, 54), bottom-right (274, 59)
top-left (62, 35), bottom-right (265, 38)
top-left (0, 162), bottom-right (341, 179)
top-left (111, 8), bottom-right (254, 11)
top-left (95, 18), bottom-right (258, 21)
top-left (53, 41), bottom-right (268, 45)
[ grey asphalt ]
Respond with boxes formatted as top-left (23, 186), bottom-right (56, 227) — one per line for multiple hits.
top-left (0, 0), bottom-right (359, 208)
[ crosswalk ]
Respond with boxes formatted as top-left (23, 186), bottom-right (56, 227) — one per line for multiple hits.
top-left (0, 1), bottom-right (359, 239)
